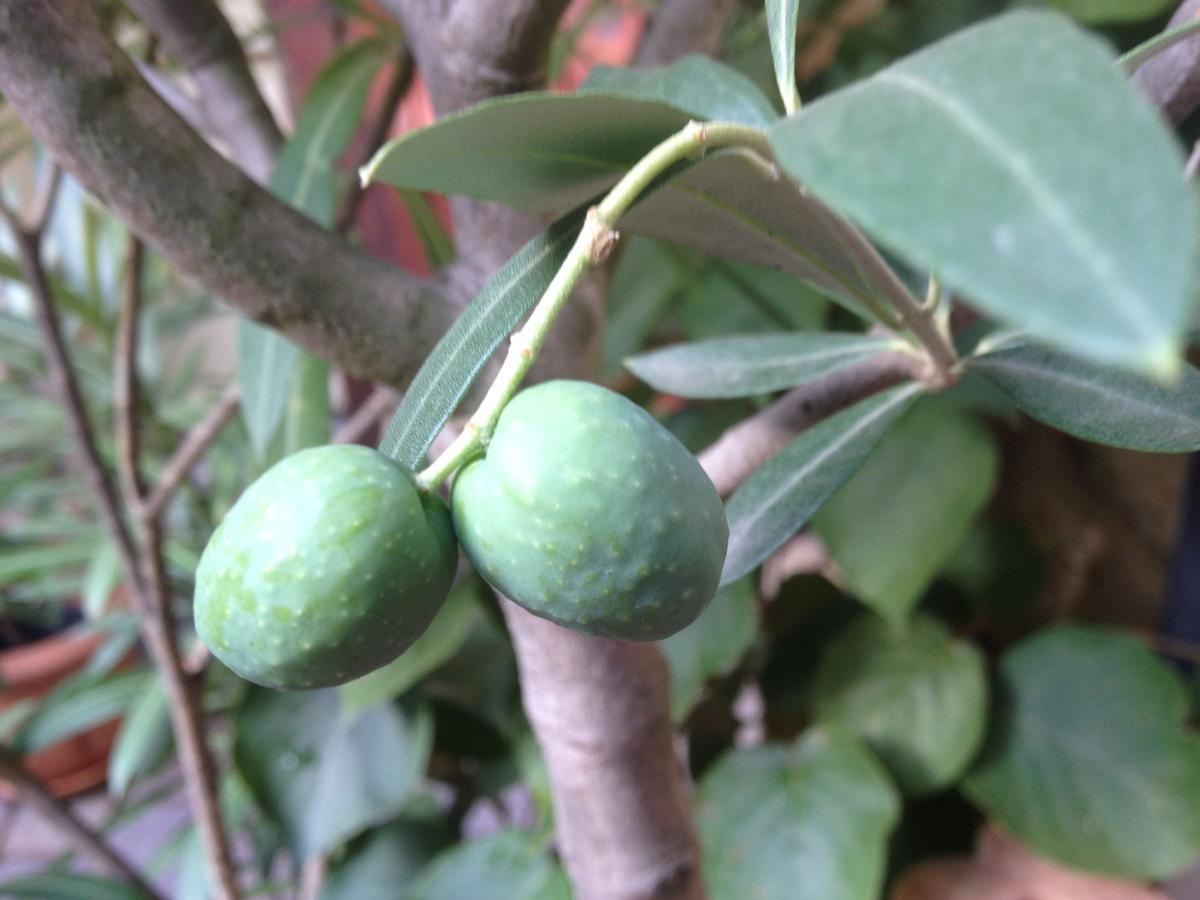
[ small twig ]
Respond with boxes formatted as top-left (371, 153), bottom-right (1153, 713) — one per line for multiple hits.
top-left (335, 50), bottom-right (414, 233)
top-left (115, 234), bottom-right (147, 506)
top-left (27, 162), bottom-right (63, 233)
top-left (142, 384), bottom-right (240, 521)
top-left (333, 386), bottom-right (398, 444)
top-left (698, 350), bottom-right (924, 496)
top-left (297, 853), bottom-right (328, 900)
top-left (110, 232), bottom-right (241, 900)
top-left (1185, 140), bottom-right (1200, 180)
top-left (0, 747), bottom-right (164, 899)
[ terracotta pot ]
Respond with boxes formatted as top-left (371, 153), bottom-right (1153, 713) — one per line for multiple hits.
top-left (0, 607), bottom-right (129, 798)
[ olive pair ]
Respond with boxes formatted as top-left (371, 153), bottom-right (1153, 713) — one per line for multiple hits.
top-left (194, 381), bottom-right (728, 690)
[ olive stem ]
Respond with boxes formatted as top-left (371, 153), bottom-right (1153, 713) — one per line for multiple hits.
top-left (414, 120), bottom-right (772, 492)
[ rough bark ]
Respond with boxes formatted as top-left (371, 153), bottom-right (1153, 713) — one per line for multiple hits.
top-left (635, 0), bottom-right (740, 66)
top-left (0, 0), bottom-right (453, 387)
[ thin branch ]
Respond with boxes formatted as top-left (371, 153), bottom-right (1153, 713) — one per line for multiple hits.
top-left (333, 386), bottom-right (398, 445)
top-left (335, 50), bottom-right (414, 233)
top-left (142, 384), bottom-right (240, 521)
top-left (698, 350), bottom-right (925, 496)
top-left (0, 0), bottom-right (455, 386)
top-left (27, 162), bottom-right (62, 233)
top-left (125, 0), bottom-right (283, 184)
top-left (0, 748), bottom-right (165, 899)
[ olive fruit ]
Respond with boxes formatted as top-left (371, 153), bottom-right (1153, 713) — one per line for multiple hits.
top-left (194, 445), bottom-right (456, 690)
top-left (451, 380), bottom-right (728, 640)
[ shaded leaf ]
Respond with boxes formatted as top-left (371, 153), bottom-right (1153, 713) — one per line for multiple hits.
top-left (966, 338), bottom-right (1200, 451)
top-left (812, 400), bottom-right (999, 620)
top-left (963, 625), bottom-right (1200, 879)
top-left (15, 668), bottom-right (149, 754)
top-left (627, 332), bottom-right (904, 398)
top-left (603, 237), bottom-right (686, 379)
top-left (409, 830), bottom-right (571, 900)
top-left (697, 727), bottom-right (900, 900)
top-left (378, 208), bottom-right (586, 469)
top-left (660, 577), bottom-right (759, 722)
top-left (362, 93), bottom-right (689, 215)
top-left (768, 11), bottom-right (1196, 372)
top-left (674, 258), bottom-right (827, 339)
top-left (722, 383), bottom-right (921, 583)
top-left (108, 678), bottom-right (171, 797)
top-left (321, 816), bottom-right (452, 900)
top-left (1050, 0), bottom-right (1175, 24)
top-left (340, 580), bottom-right (481, 714)
top-left (813, 614), bottom-right (988, 795)
top-left (622, 150), bottom-right (888, 322)
top-left (234, 688), bottom-right (432, 859)
top-left (766, 0), bottom-right (802, 113)
top-left (583, 55), bottom-right (778, 126)
top-left (0, 872), bottom-right (144, 900)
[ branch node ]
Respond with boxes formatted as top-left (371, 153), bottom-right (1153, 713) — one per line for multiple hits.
top-left (584, 206), bottom-right (620, 264)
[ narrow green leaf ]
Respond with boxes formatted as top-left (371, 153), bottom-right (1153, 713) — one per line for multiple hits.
top-left (398, 189), bottom-right (456, 270)
top-left (340, 581), bottom-right (481, 714)
top-left (660, 577), bottom-right (759, 722)
top-left (283, 353), bottom-right (331, 454)
top-left (697, 728), bottom-right (900, 900)
top-left (812, 400), bottom-right (999, 620)
top-left (0, 539), bottom-right (95, 587)
top-left (108, 679), bottom-right (171, 797)
top-left (16, 668), bottom-right (149, 754)
top-left (409, 830), bottom-right (571, 900)
top-left (966, 338), bottom-right (1200, 451)
top-left (963, 625), bottom-right (1200, 879)
top-left (768, 11), bottom-right (1197, 372)
top-left (1118, 15), bottom-right (1200, 72)
top-left (0, 872), bottom-right (144, 900)
top-left (378, 208), bottom-right (586, 469)
top-left (362, 93), bottom-right (690, 215)
top-left (765, 0), bottom-right (802, 114)
top-left (1051, 0), bottom-right (1175, 24)
top-left (272, 37), bottom-right (390, 225)
top-left (82, 540), bottom-right (120, 619)
top-left (675, 258), bottom-right (827, 339)
top-left (621, 150), bottom-right (889, 322)
top-left (627, 332), bottom-right (904, 398)
top-left (722, 383), bottom-right (921, 583)
top-left (234, 688), bottom-right (432, 859)
top-left (583, 55), bottom-right (778, 126)
top-left (239, 38), bottom-right (386, 461)
top-left (813, 614), bottom-right (988, 795)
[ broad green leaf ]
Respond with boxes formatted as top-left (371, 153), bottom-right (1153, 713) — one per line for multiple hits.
top-left (963, 625), bottom-right (1200, 879)
top-left (966, 339), bottom-right (1200, 452)
top-left (409, 830), bottom-right (571, 900)
top-left (321, 817), bottom-right (451, 900)
top-left (627, 332), bottom-right (904, 398)
top-left (15, 668), bottom-right (150, 754)
top-left (362, 93), bottom-right (690, 215)
top-left (621, 150), bottom-right (889, 322)
top-left (765, 0), bottom-right (802, 114)
top-left (583, 55), bottom-right (778, 126)
top-left (0, 872), bottom-right (143, 900)
top-left (812, 400), bottom-right (999, 620)
top-left (603, 237), bottom-right (686, 379)
top-left (239, 39), bottom-right (385, 460)
top-left (697, 728), bottom-right (900, 900)
top-left (340, 581), bottom-right (481, 714)
top-left (813, 614), bottom-right (988, 795)
top-left (378, 208), bottom-right (586, 469)
top-left (722, 383), bottom-right (921, 583)
top-left (660, 577), bottom-right (758, 722)
top-left (234, 688), bottom-right (432, 859)
top-left (108, 678), bottom-right (171, 797)
top-left (768, 11), bottom-right (1196, 373)
top-left (1050, 0), bottom-right (1175, 24)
